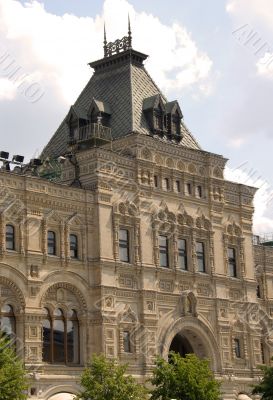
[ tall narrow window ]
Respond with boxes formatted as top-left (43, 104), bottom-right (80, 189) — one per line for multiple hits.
top-left (47, 231), bottom-right (56, 255)
top-left (196, 185), bottom-right (202, 198)
top-left (228, 248), bottom-right (237, 277)
top-left (119, 229), bottom-right (130, 263)
top-left (53, 308), bottom-right (65, 363)
top-left (154, 175), bottom-right (158, 188)
top-left (234, 338), bottom-right (241, 358)
top-left (67, 310), bottom-right (79, 364)
top-left (159, 235), bottom-right (169, 267)
top-left (257, 284), bottom-right (261, 298)
top-left (186, 183), bottom-right (192, 195)
top-left (163, 178), bottom-right (170, 191)
top-left (6, 225), bottom-right (15, 250)
top-left (42, 308), bottom-right (52, 363)
top-left (196, 241), bottom-right (205, 272)
top-left (178, 239), bottom-right (187, 270)
top-left (123, 331), bottom-right (131, 353)
top-left (0, 304), bottom-right (16, 341)
top-left (175, 180), bottom-right (181, 193)
top-left (70, 234), bottom-right (78, 259)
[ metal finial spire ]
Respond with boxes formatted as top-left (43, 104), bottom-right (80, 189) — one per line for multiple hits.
top-left (103, 23), bottom-right (107, 57)
top-left (128, 14), bottom-right (132, 48)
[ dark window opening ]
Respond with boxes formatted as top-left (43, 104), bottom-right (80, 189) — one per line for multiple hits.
top-left (159, 235), bottom-right (169, 268)
top-left (6, 224), bottom-right (15, 250)
top-left (119, 229), bottom-right (130, 263)
top-left (196, 185), bottom-right (202, 198)
top-left (154, 175), bottom-right (158, 188)
top-left (70, 234), bottom-right (78, 259)
top-left (178, 239), bottom-right (187, 270)
top-left (47, 231), bottom-right (56, 256)
top-left (228, 248), bottom-right (237, 277)
top-left (196, 241), bottom-right (205, 272)
top-left (175, 180), bottom-right (181, 192)
top-left (42, 308), bottom-right (79, 365)
top-left (123, 331), bottom-right (132, 353)
top-left (234, 338), bottom-right (241, 358)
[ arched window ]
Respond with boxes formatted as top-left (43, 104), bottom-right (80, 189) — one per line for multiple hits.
top-left (70, 234), bottom-right (78, 259)
top-left (42, 308), bottom-right (79, 365)
top-left (0, 304), bottom-right (16, 340)
top-left (47, 231), bottom-right (56, 255)
top-left (6, 225), bottom-right (15, 250)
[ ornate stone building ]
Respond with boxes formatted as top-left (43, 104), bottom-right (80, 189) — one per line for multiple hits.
top-left (0, 26), bottom-right (272, 400)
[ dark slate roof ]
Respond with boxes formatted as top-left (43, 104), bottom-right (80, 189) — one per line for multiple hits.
top-left (42, 49), bottom-right (201, 158)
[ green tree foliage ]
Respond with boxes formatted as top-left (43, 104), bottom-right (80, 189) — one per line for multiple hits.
top-left (75, 354), bottom-right (148, 400)
top-left (252, 362), bottom-right (273, 399)
top-left (150, 352), bottom-right (221, 400)
top-left (0, 335), bottom-right (28, 400)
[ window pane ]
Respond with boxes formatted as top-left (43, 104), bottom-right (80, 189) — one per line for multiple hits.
top-left (1, 304), bottom-right (13, 313)
top-left (67, 319), bottom-right (79, 363)
top-left (119, 229), bottom-right (129, 262)
top-left (228, 248), bottom-right (236, 277)
top-left (53, 319), bottom-right (65, 363)
top-left (54, 308), bottom-right (64, 317)
top-left (159, 235), bottom-right (168, 267)
top-left (47, 231), bottom-right (56, 255)
top-left (234, 339), bottom-right (241, 358)
top-left (42, 319), bottom-right (51, 362)
top-left (196, 242), bottom-right (205, 272)
top-left (175, 181), bottom-right (181, 192)
top-left (123, 331), bottom-right (131, 353)
top-left (70, 234), bottom-right (78, 258)
top-left (6, 225), bottom-right (14, 250)
top-left (178, 239), bottom-right (187, 270)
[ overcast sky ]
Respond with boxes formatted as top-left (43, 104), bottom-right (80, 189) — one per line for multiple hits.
top-left (0, 0), bottom-right (273, 234)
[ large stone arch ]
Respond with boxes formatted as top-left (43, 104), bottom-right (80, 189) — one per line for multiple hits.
top-left (44, 384), bottom-right (80, 400)
top-left (40, 281), bottom-right (87, 311)
top-left (159, 315), bottom-right (222, 372)
top-left (0, 275), bottom-right (26, 309)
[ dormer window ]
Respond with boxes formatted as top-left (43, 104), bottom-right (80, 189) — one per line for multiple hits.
top-left (165, 100), bottom-right (183, 142)
top-left (154, 103), bottom-right (164, 131)
top-left (88, 99), bottom-right (112, 127)
top-left (143, 94), bottom-right (166, 135)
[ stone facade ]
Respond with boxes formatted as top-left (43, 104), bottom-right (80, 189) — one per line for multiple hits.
top-left (0, 31), bottom-right (271, 400)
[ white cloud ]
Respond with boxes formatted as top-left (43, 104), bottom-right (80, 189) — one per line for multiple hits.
top-left (227, 137), bottom-right (246, 149)
top-left (0, 77), bottom-right (16, 100)
top-left (0, 0), bottom-right (213, 105)
top-left (225, 163), bottom-right (273, 234)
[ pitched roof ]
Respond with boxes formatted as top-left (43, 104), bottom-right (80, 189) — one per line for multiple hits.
top-left (41, 48), bottom-right (201, 158)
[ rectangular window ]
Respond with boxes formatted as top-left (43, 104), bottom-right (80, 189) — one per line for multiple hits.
top-left (234, 338), bottom-right (241, 358)
top-left (119, 229), bottom-right (130, 263)
top-left (178, 239), bottom-right (187, 270)
top-left (196, 241), bottom-right (205, 272)
top-left (186, 183), bottom-right (192, 195)
top-left (123, 331), bottom-right (131, 353)
top-left (196, 185), bottom-right (202, 198)
top-left (163, 178), bottom-right (170, 191)
top-left (159, 235), bottom-right (169, 268)
top-left (70, 234), bottom-right (78, 259)
top-left (175, 180), bottom-right (181, 192)
top-left (6, 225), bottom-right (15, 250)
top-left (154, 175), bottom-right (158, 188)
top-left (47, 231), bottom-right (56, 255)
top-left (228, 248), bottom-right (237, 277)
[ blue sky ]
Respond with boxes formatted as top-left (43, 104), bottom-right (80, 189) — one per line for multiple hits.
top-left (0, 0), bottom-right (273, 233)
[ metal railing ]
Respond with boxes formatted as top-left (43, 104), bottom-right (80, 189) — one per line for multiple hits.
top-left (78, 123), bottom-right (112, 142)
top-left (253, 233), bottom-right (273, 246)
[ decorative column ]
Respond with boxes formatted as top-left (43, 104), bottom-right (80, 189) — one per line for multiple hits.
top-left (0, 212), bottom-right (6, 257)
top-left (152, 221), bottom-right (159, 267)
top-left (113, 216), bottom-right (119, 262)
top-left (134, 218), bottom-right (141, 266)
top-left (60, 220), bottom-right (65, 261)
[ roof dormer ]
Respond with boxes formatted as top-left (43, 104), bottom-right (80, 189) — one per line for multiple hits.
top-left (165, 100), bottom-right (183, 142)
top-left (143, 94), bottom-right (166, 136)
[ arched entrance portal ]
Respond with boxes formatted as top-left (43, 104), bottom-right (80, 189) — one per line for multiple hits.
top-left (167, 328), bottom-right (211, 361)
top-left (169, 333), bottom-right (193, 357)
top-left (48, 394), bottom-right (75, 400)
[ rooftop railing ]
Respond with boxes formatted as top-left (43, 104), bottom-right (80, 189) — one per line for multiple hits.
top-left (253, 233), bottom-right (273, 246)
top-left (78, 123), bottom-right (112, 142)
